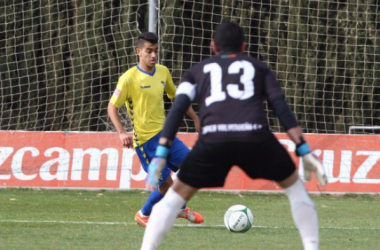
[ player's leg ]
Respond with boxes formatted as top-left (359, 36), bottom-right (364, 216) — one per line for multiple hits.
top-left (278, 171), bottom-right (319, 250)
top-left (140, 175), bottom-right (173, 216)
top-left (134, 134), bottom-right (174, 226)
top-left (141, 139), bottom-right (229, 250)
top-left (238, 134), bottom-right (319, 250)
top-left (141, 180), bottom-right (198, 250)
top-left (134, 175), bottom-right (173, 227)
top-left (271, 138), bottom-right (319, 250)
top-left (167, 136), bottom-right (204, 224)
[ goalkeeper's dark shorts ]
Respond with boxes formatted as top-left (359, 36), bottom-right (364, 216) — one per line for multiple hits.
top-left (177, 132), bottom-right (296, 188)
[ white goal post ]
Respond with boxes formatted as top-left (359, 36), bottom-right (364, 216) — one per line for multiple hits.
top-left (349, 126), bottom-right (380, 134)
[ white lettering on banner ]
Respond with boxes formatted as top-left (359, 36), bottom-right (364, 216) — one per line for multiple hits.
top-left (0, 147), bottom-right (14, 180)
top-left (340, 150), bottom-right (353, 183)
top-left (12, 147), bottom-right (39, 180)
top-left (324, 150), bottom-right (351, 183)
top-left (353, 151), bottom-right (380, 184)
top-left (0, 146), bottom-right (139, 184)
top-left (131, 165), bottom-right (147, 181)
top-left (119, 148), bottom-right (146, 189)
top-left (278, 139), bottom-right (296, 152)
top-left (1, 144), bottom-right (380, 185)
top-left (71, 148), bottom-right (119, 181)
top-left (299, 149), bottom-right (358, 183)
top-left (278, 140), bottom-right (380, 184)
top-left (40, 147), bottom-right (70, 181)
top-left (119, 148), bottom-right (133, 189)
top-left (202, 123), bottom-right (262, 135)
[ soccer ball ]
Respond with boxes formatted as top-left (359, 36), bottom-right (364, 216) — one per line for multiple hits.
top-left (224, 204), bottom-right (254, 233)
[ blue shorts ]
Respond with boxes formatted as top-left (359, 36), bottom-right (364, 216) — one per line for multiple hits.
top-left (135, 132), bottom-right (190, 186)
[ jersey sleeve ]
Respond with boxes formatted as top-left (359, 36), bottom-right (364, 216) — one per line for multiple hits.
top-left (176, 69), bottom-right (197, 101)
top-left (164, 67), bottom-right (177, 100)
top-left (180, 69), bottom-right (196, 85)
top-left (264, 69), bottom-right (284, 99)
top-left (109, 73), bottom-right (130, 108)
top-left (265, 68), bottom-right (299, 130)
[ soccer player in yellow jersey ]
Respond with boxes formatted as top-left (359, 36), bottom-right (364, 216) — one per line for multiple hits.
top-left (108, 32), bottom-right (203, 227)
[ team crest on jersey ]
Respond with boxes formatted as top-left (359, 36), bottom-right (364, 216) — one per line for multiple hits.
top-left (161, 81), bottom-right (166, 87)
top-left (113, 88), bottom-right (121, 97)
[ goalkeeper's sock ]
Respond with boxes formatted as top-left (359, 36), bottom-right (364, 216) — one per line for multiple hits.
top-left (284, 178), bottom-right (319, 250)
top-left (141, 188), bottom-right (164, 216)
top-left (141, 188), bottom-right (186, 250)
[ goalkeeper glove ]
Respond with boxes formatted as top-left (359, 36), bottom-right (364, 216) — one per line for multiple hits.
top-left (147, 145), bottom-right (170, 187)
top-left (296, 142), bottom-right (327, 187)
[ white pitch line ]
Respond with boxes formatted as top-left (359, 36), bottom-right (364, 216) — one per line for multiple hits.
top-left (0, 219), bottom-right (379, 230)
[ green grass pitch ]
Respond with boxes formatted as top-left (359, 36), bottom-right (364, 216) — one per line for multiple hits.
top-left (1, 188), bottom-right (380, 249)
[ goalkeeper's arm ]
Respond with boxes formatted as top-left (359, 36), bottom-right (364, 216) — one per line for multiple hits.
top-left (266, 86), bottom-right (327, 186)
top-left (287, 126), bottom-right (327, 186)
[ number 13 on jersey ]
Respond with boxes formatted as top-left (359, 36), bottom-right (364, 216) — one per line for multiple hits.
top-left (204, 60), bottom-right (255, 107)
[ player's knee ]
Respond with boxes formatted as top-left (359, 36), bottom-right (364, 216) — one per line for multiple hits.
top-left (158, 176), bottom-right (173, 193)
top-left (284, 178), bottom-right (316, 211)
top-left (291, 199), bottom-right (316, 213)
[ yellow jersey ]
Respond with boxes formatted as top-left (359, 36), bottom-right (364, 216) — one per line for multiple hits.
top-left (110, 64), bottom-right (177, 148)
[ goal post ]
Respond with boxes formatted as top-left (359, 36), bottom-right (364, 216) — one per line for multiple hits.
top-left (349, 126), bottom-right (380, 135)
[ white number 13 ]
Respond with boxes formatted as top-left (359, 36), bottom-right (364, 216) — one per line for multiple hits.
top-left (204, 60), bottom-right (255, 107)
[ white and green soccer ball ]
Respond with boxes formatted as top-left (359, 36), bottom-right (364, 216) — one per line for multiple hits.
top-left (224, 204), bottom-right (254, 233)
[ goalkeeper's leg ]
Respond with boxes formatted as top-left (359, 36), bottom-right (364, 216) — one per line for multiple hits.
top-left (278, 171), bottom-right (319, 250)
top-left (141, 181), bottom-right (198, 250)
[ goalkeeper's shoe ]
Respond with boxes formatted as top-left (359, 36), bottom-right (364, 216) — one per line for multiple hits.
top-left (134, 210), bottom-right (149, 227)
top-left (177, 207), bottom-right (204, 224)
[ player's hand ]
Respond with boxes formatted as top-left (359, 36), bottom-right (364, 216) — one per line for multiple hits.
top-left (118, 132), bottom-right (133, 148)
top-left (148, 157), bottom-right (167, 187)
top-left (302, 153), bottom-right (327, 186)
top-left (147, 145), bottom-right (170, 187)
top-left (296, 142), bottom-right (327, 187)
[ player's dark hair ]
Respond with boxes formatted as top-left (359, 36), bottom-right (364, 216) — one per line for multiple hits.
top-left (213, 22), bottom-right (244, 52)
top-left (137, 32), bottom-right (158, 47)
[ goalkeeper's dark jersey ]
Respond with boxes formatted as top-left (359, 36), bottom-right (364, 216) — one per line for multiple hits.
top-left (178, 51), bottom-right (298, 142)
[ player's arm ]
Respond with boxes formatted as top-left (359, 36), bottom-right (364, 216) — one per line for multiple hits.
top-left (108, 77), bottom-right (133, 148)
top-left (265, 70), bottom-right (327, 186)
top-left (162, 78), bottom-right (197, 145)
top-left (165, 67), bottom-right (200, 133)
top-left (107, 103), bottom-right (133, 148)
top-left (160, 94), bottom-right (192, 145)
top-left (185, 106), bottom-right (200, 133)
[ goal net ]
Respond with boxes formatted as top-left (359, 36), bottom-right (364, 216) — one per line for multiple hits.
top-left (1, 0), bottom-right (379, 133)
top-left (158, 0), bottom-right (380, 134)
top-left (1, 0), bottom-right (380, 190)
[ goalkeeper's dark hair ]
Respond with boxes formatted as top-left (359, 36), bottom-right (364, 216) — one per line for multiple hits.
top-left (137, 32), bottom-right (158, 47)
top-left (213, 22), bottom-right (245, 53)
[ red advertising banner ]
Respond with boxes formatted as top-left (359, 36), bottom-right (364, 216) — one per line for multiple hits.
top-left (1, 131), bottom-right (380, 193)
